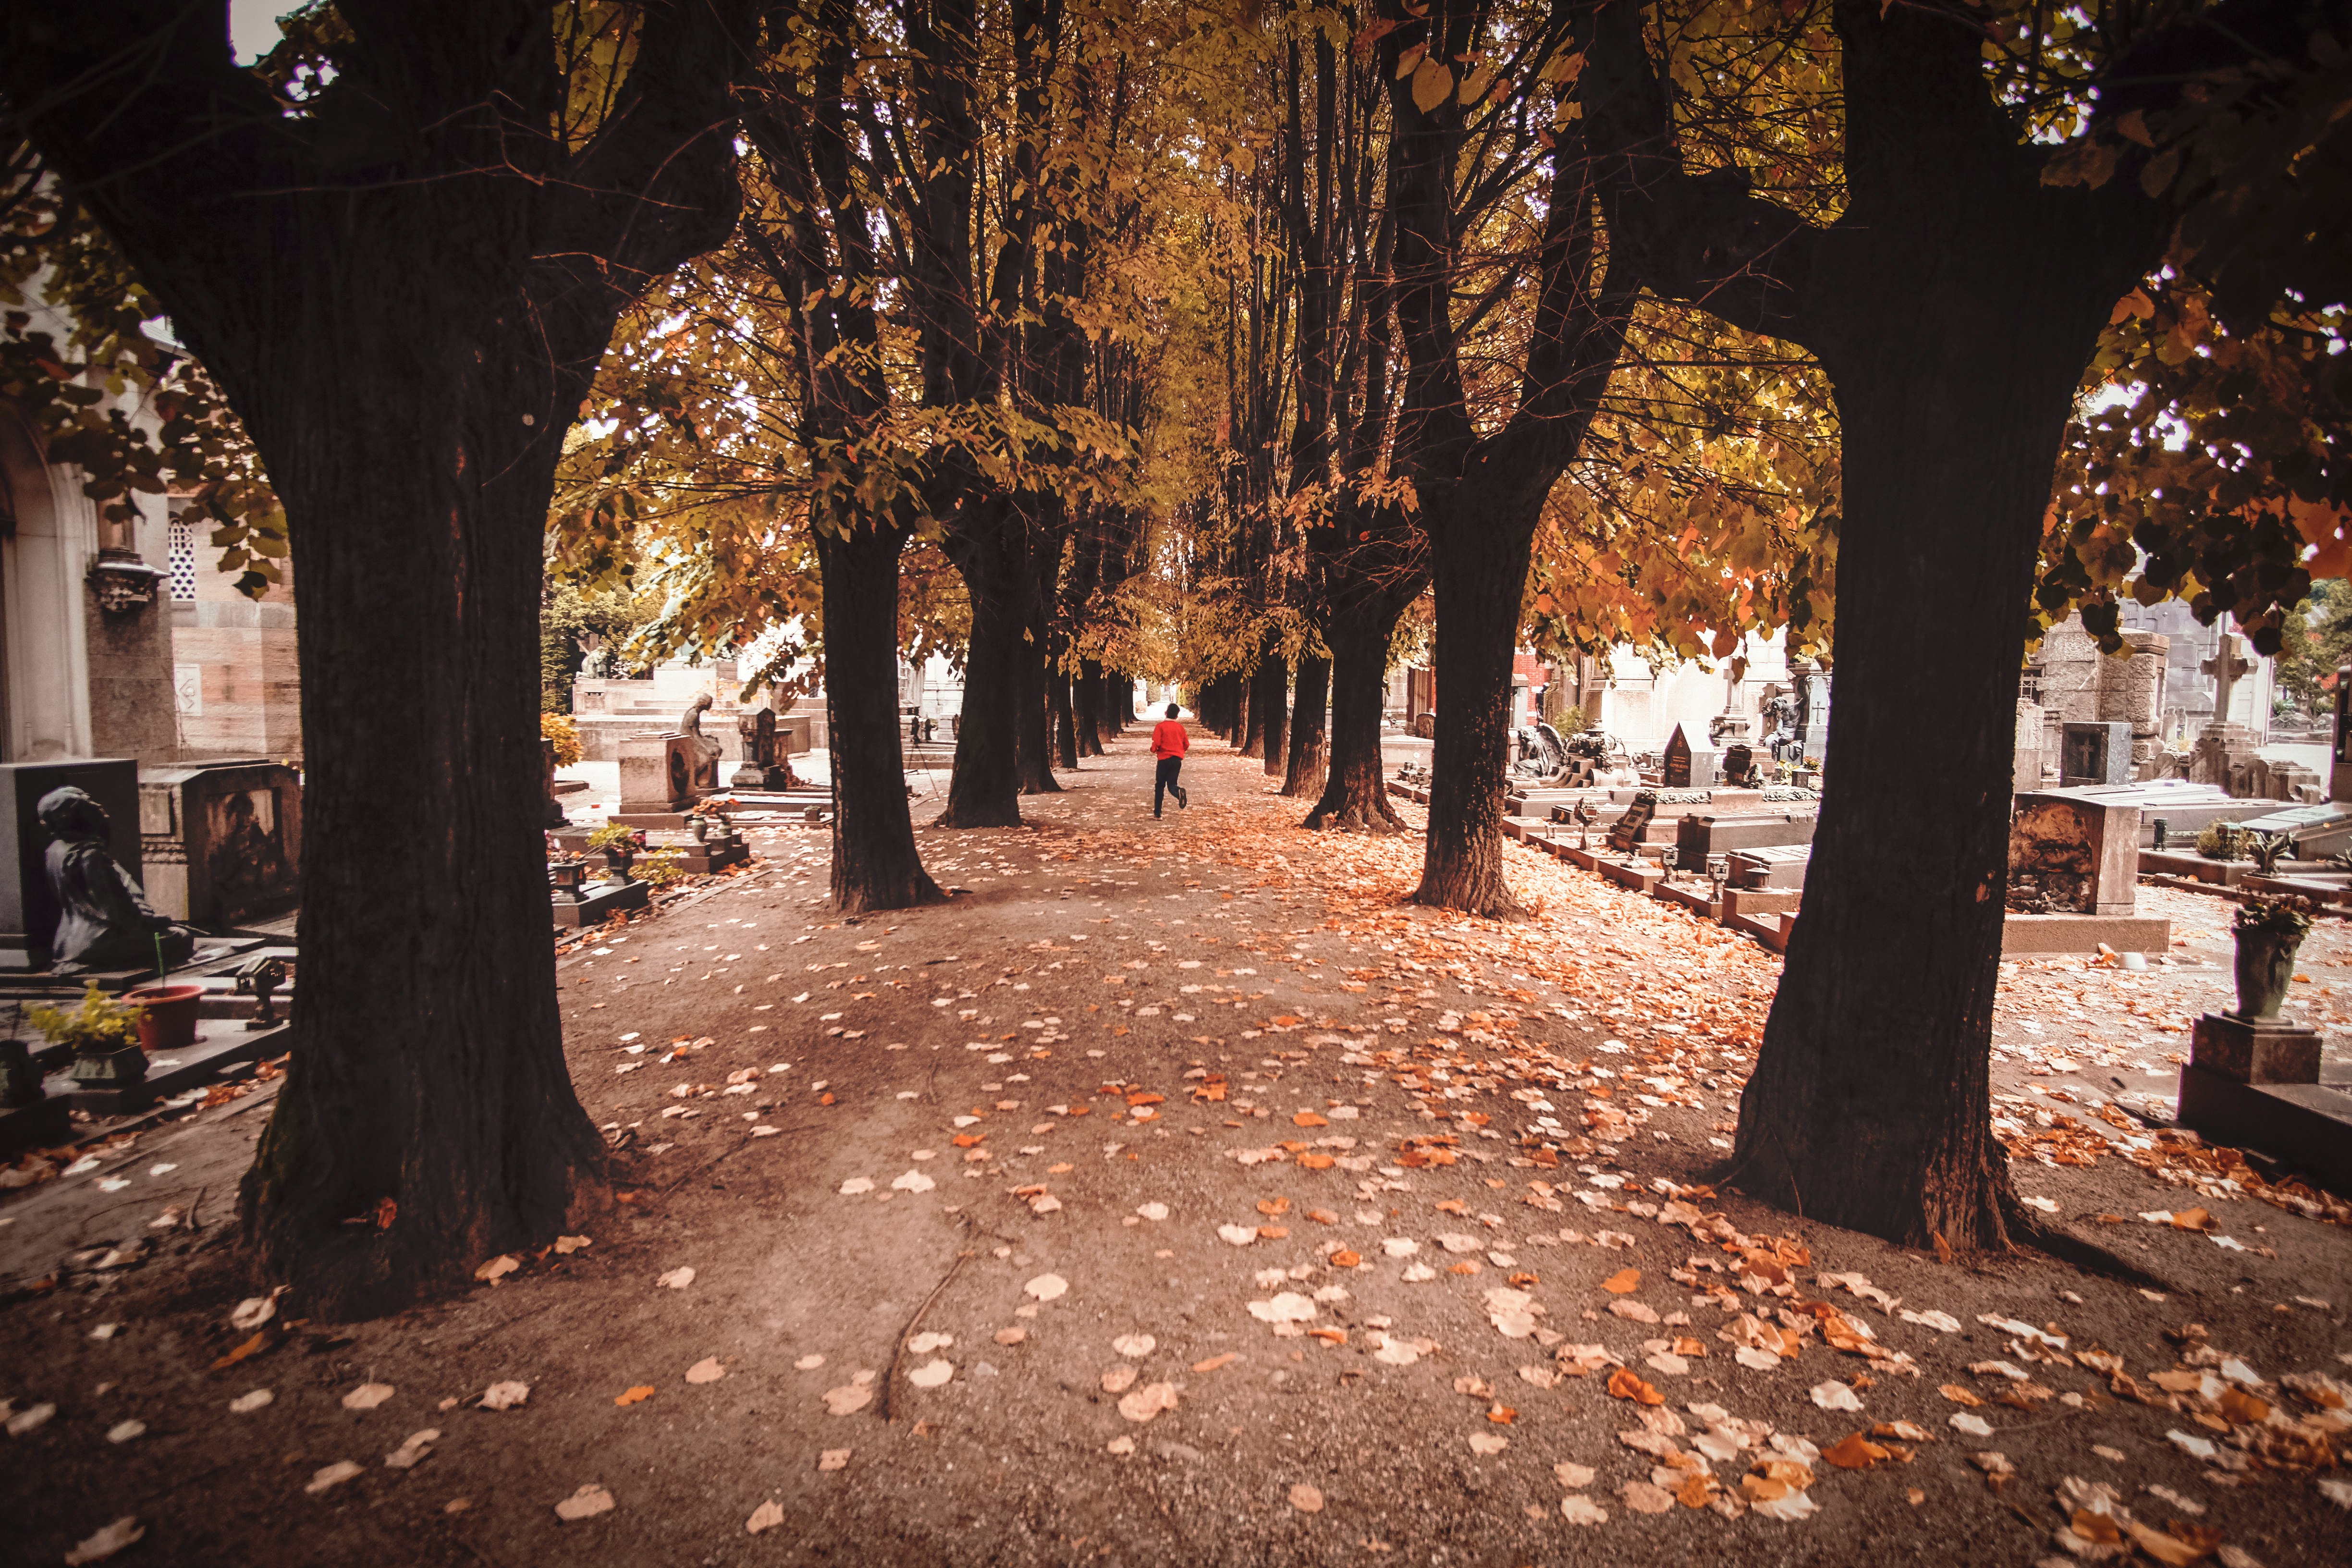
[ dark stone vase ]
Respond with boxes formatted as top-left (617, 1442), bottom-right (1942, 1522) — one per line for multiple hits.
top-left (2232, 928), bottom-right (2303, 1019)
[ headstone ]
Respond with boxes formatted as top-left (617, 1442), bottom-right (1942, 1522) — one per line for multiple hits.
top-left (136, 760), bottom-right (303, 928)
top-left (1662, 726), bottom-right (1693, 789)
top-left (0, 760), bottom-right (141, 971)
top-left (1605, 792), bottom-right (1658, 855)
top-left (2059, 721), bottom-right (2132, 786)
top-left (2007, 791), bottom-right (2142, 916)
top-left (1794, 662), bottom-right (1832, 762)
top-left (732, 709), bottom-right (795, 790)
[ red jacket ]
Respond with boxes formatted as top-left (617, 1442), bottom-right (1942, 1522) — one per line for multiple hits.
top-left (1151, 719), bottom-right (1189, 759)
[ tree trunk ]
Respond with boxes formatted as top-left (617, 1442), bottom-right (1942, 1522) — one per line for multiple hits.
top-left (1051, 665), bottom-right (1079, 771)
top-left (1238, 666), bottom-right (1264, 756)
top-left (1733, 330), bottom-right (2094, 1249)
top-left (238, 312), bottom-right (607, 1318)
top-left (1282, 653), bottom-right (1330, 797)
top-left (1258, 650), bottom-right (1290, 777)
top-left (815, 523), bottom-right (943, 912)
top-left (1413, 502), bottom-right (1536, 915)
top-left (1076, 660), bottom-right (1106, 756)
top-left (1017, 629), bottom-right (1061, 795)
top-left (1308, 611), bottom-right (1409, 830)
top-left (936, 507), bottom-right (1026, 827)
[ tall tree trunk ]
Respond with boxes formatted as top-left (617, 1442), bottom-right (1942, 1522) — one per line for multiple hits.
top-left (937, 510), bottom-right (1026, 827)
top-left (1017, 628), bottom-right (1060, 795)
top-left (1258, 649), bottom-right (1291, 777)
top-left (1281, 652), bottom-right (1330, 798)
top-left (1734, 326), bottom-right (2102, 1248)
top-left (1238, 664), bottom-right (1264, 757)
top-left (1051, 666), bottom-right (1079, 771)
top-left (815, 523), bottom-right (942, 911)
top-left (1308, 609), bottom-right (1409, 830)
top-left (1075, 660), bottom-right (1106, 755)
top-left (234, 321), bottom-right (602, 1317)
top-left (1412, 502), bottom-right (1537, 915)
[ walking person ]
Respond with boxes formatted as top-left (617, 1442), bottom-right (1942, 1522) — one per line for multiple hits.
top-left (1151, 702), bottom-right (1190, 818)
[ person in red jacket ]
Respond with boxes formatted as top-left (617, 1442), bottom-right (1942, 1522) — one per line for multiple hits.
top-left (1150, 702), bottom-right (1190, 818)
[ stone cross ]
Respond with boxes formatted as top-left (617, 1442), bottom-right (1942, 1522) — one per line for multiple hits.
top-left (2202, 630), bottom-right (2253, 727)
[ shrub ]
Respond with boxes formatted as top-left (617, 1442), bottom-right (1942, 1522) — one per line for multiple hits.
top-left (541, 712), bottom-right (583, 768)
top-left (28, 985), bottom-right (144, 1052)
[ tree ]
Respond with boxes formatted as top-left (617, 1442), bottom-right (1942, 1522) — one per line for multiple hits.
top-left (2, 0), bottom-right (755, 1316)
top-left (1595, 0), bottom-right (2340, 1250)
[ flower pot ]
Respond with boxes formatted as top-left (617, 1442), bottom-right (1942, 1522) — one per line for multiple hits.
top-left (125, 983), bottom-right (205, 1054)
top-left (2232, 928), bottom-right (2303, 1019)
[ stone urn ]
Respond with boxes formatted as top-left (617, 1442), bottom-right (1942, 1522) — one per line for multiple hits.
top-left (2230, 897), bottom-right (2313, 1019)
top-left (688, 817), bottom-right (711, 844)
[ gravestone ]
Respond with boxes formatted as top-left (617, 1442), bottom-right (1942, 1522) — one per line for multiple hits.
top-left (1606, 792), bottom-right (1658, 855)
top-left (1793, 662), bottom-right (1832, 762)
top-left (2059, 721), bottom-right (2132, 786)
top-left (137, 760), bottom-right (303, 928)
top-left (0, 760), bottom-right (140, 971)
top-left (2014, 698), bottom-right (2047, 791)
top-left (1662, 726), bottom-right (1693, 788)
top-left (617, 733), bottom-right (699, 816)
top-left (2007, 791), bottom-right (2141, 915)
top-left (2189, 630), bottom-right (2261, 792)
top-left (732, 708), bottom-right (795, 790)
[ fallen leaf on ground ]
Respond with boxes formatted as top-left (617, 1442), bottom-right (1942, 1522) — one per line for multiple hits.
top-left (1024, 1274), bottom-right (1068, 1301)
top-left (1117, 1382), bottom-right (1178, 1422)
top-left (657, 1267), bottom-right (695, 1290)
top-left (1619, 1481), bottom-right (1675, 1515)
top-left (1107, 1436), bottom-right (1136, 1455)
top-left (1113, 1334), bottom-right (1156, 1358)
top-left (211, 1335), bottom-right (266, 1371)
top-left (1602, 1268), bottom-right (1642, 1294)
top-left (1561, 1496), bottom-right (1607, 1525)
top-left (747, 1499), bottom-right (785, 1534)
top-left (385, 1429), bottom-right (440, 1470)
top-left (614, 1385), bottom-right (655, 1406)
top-left (62, 1518), bottom-right (144, 1565)
top-left (1811, 1381), bottom-right (1863, 1412)
top-left (1820, 1434), bottom-right (1889, 1470)
top-left (1102, 1365), bottom-right (1139, 1394)
top-left (1949, 1412), bottom-right (1994, 1437)
top-left (1192, 1351), bottom-right (1241, 1373)
top-left (1556, 1461), bottom-right (1597, 1488)
top-left (1608, 1367), bottom-right (1664, 1405)
top-left (105, 1421), bottom-right (144, 1444)
top-left (822, 1384), bottom-right (873, 1415)
top-left (1939, 1384), bottom-right (1984, 1408)
top-left (1468, 1433), bottom-right (1508, 1456)
top-left (474, 1255), bottom-right (519, 1283)
top-left (342, 1384), bottom-right (394, 1411)
top-left (479, 1381), bottom-right (529, 1410)
top-left (553, 1235), bottom-right (592, 1254)
top-left (1136, 1203), bottom-right (1169, 1221)
top-left (907, 1360), bottom-right (954, 1388)
top-left (1290, 1482), bottom-right (1325, 1513)
top-left (794, 1355), bottom-right (826, 1370)
top-left (819, 1449), bottom-right (851, 1471)
top-left (228, 1389), bottom-right (273, 1414)
top-left (554, 1484), bottom-right (615, 1521)
top-left (839, 1177), bottom-right (875, 1195)
top-left (686, 1358), bottom-right (725, 1384)
top-left (229, 1287), bottom-right (287, 1331)
top-left (305, 1461), bottom-right (363, 1495)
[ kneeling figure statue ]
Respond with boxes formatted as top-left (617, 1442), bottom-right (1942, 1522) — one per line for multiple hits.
top-left (40, 786), bottom-right (197, 974)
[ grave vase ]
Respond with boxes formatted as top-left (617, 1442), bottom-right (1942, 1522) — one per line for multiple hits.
top-left (2231, 929), bottom-right (2303, 1020)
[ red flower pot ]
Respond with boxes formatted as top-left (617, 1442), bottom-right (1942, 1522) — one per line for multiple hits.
top-left (125, 983), bottom-right (205, 1054)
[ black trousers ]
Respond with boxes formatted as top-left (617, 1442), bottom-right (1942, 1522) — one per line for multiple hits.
top-left (1153, 756), bottom-right (1183, 814)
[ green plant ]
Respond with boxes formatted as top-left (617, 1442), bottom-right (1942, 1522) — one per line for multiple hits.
top-left (541, 712), bottom-right (583, 768)
top-left (2196, 821), bottom-right (2247, 861)
top-left (27, 985), bottom-right (144, 1053)
top-left (633, 850), bottom-right (687, 887)
top-left (587, 822), bottom-right (637, 852)
top-left (2234, 895), bottom-right (2316, 942)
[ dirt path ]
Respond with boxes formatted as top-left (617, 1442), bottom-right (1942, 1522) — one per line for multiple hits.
top-left (4, 737), bottom-right (2348, 1567)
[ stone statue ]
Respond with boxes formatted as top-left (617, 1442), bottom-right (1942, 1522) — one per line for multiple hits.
top-left (39, 786), bottom-right (196, 974)
top-left (733, 708), bottom-right (794, 790)
top-left (679, 694), bottom-right (724, 794)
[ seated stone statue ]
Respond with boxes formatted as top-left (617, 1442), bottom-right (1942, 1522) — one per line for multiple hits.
top-left (679, 695), bottom-right (725, 794)
top-left (733, 707), bottom-right (794, 790)
top-left (39, 786), bottom-right (197, 974)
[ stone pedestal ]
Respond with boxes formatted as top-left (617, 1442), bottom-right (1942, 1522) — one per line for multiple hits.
top-left (617, 733), bottom-right (698, 815)
top-left (0, 759), bottom-right (141, 971)
top-left (2009, 790), bottom-right (2141, 915)
top-left (137, 759), bottom-right (302, 929)
top-left (2013, 699), bottom-right (2047, 791)
top-left (2177, 1009), bottom-right (2350, 1188)
top-left (2191, 1011), bottom-right (2323, 1084)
